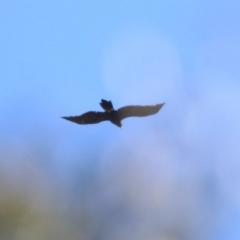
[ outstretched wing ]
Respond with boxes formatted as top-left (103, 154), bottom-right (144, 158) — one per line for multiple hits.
top-left (117, 103), bottom-right (165, 121)
top-left (62, 111), bottom-right (110, 125)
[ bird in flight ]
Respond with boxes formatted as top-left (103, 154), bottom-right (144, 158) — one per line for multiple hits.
top-left (62, 99), bottom-right (165, 128)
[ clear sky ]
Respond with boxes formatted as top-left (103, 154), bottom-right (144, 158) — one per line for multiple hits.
top-left (0, 1), bottom-right (240, 239)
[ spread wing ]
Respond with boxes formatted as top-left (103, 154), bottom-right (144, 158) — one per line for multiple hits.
top-left (62, 111), bottom-right (110, 125)
top-left (117, 103), bottom-right (165, 121)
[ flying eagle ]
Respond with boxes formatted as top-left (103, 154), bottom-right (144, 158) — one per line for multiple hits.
top-left (62, 99), bottom-right (165, 128)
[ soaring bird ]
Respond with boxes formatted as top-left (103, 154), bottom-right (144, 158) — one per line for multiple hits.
top-left (62, 99), bottom-right (165, 128)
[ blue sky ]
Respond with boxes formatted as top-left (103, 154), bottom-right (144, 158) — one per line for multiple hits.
top-left (1, 1), bottom-right (240, 239)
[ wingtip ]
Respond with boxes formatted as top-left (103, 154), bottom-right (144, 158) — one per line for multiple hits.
top-left (61, 116), bottom-right (71, 121)
top-left (157, 102), bottom-right (165, 108)
top-left (155, 102), bottom-right (165, 112)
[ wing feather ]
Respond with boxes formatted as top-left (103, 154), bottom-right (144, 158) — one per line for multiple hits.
top-left (62, 111), bottom-right (110, 125)
top-left (117, 103), bottom-right (165, 121)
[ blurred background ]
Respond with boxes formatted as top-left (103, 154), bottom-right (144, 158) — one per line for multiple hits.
top-left (1, 1), bottom-right (240, 239)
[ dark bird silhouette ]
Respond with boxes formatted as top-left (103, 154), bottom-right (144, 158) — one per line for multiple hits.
top-left (62, 99), bottom-right (165, 128)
